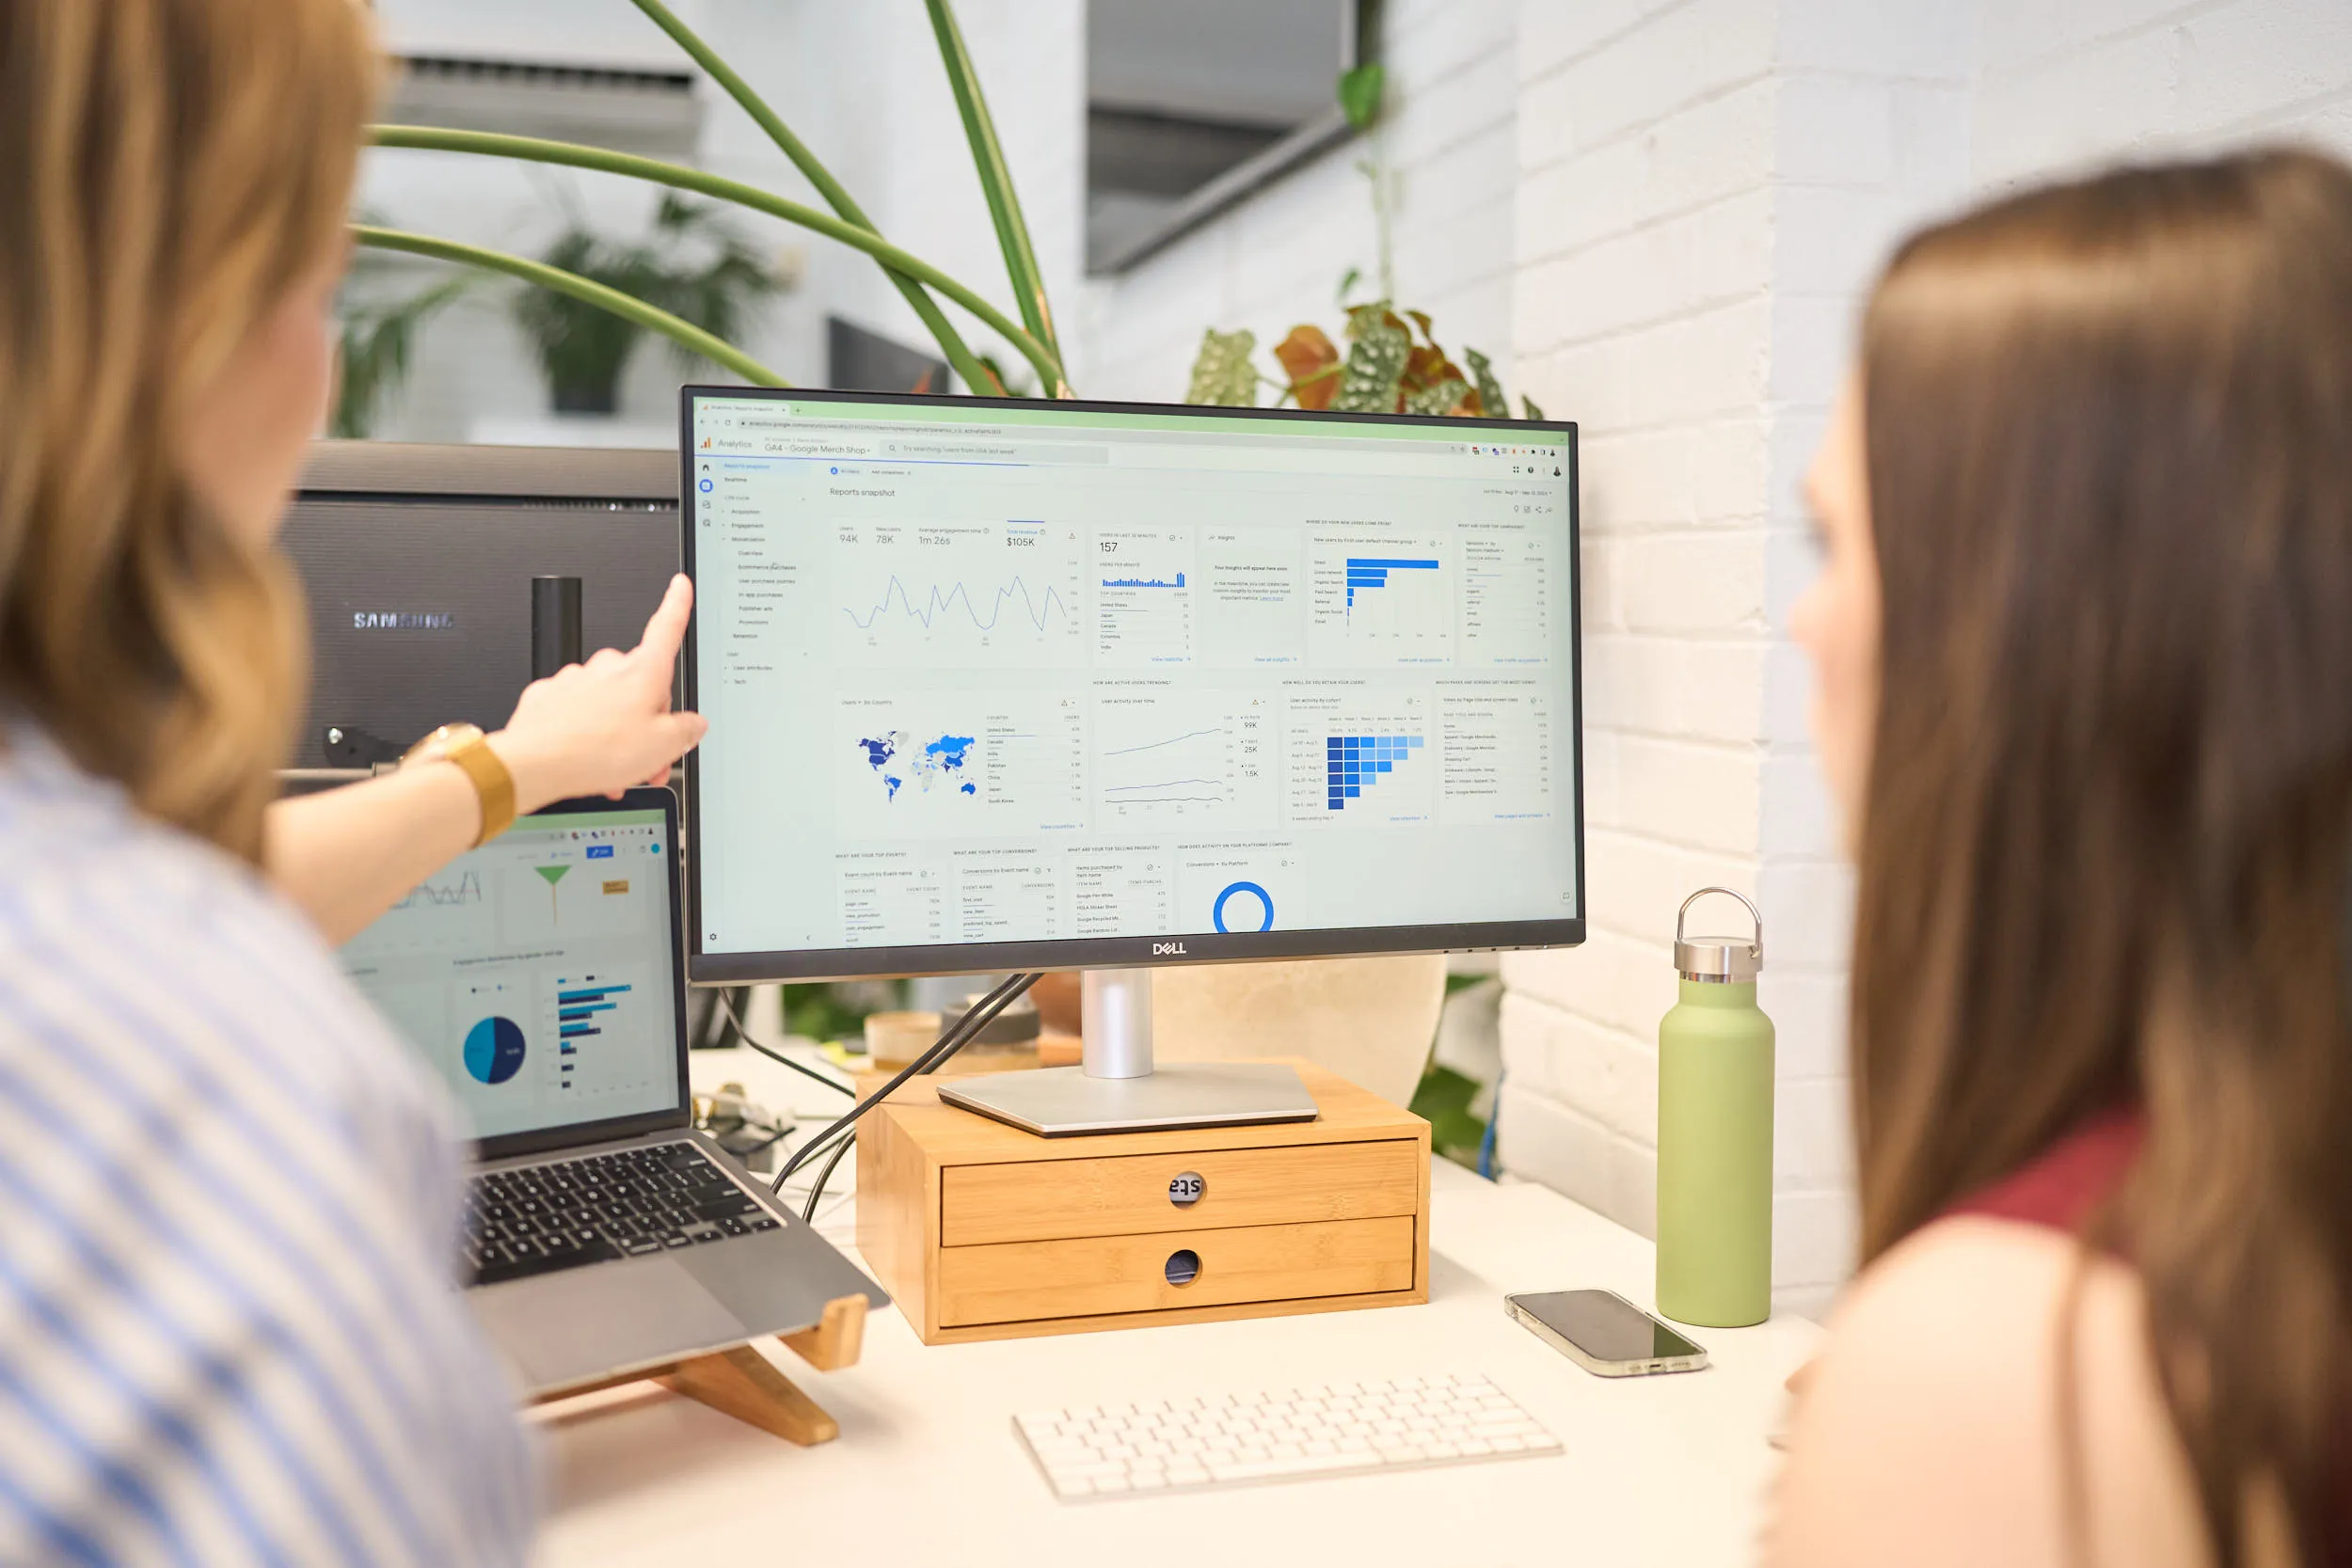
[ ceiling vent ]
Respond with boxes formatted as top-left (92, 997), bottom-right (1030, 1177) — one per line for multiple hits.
top-left (384, 55), bottom-right (705, 159)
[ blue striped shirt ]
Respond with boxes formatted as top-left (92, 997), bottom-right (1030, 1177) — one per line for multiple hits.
top-left (0, 730), bottom-right (536, 1564)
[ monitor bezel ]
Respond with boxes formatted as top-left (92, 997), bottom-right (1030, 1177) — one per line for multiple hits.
top-left (472, 787), bottom-right (693, 1161)
top-left (676, 384), bottom-right (1585, 984)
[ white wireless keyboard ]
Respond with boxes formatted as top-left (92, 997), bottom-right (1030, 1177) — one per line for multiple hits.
top-left (1015, 1373), bottom-right (1563, 1500)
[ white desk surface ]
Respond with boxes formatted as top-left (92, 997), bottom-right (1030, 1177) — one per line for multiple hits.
top-left (532, 1045), bottom-right (1822, 1568)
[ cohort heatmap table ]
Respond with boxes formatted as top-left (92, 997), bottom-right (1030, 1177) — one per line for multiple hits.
top-left (1327, 733), bottom-right (1425, 810)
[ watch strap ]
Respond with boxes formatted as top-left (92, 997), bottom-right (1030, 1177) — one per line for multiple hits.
top-left (445, 734), bottom-right (516, 847)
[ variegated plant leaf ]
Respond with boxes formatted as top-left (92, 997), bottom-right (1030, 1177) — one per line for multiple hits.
top-left (1184, 327), bottom-right (1258, 405)
top-left (1405, 375), bottom-right (1470, 417)
top-left (1334, 310), bottom-right (1409, 412)
top-left (1465, 348), bottom-right (1510, 426)
top-left (1521, 392), bottom-right (1545, 420)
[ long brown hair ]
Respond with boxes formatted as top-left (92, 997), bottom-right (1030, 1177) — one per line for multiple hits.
top-left (1853, 149), bottom-right (2352, 1565)
top-left (0, 0), bottom-right (374, 858)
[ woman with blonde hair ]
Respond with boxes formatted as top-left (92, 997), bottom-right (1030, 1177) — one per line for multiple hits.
top-left (0, 0), bottom-right (705, 1558)
top-left (1774, 150), bottom-right (2352, 1566)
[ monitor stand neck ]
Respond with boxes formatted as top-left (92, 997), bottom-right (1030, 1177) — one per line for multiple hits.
top-left (1080, 967), bottom-right (1155, 1081)
top-left (932, 965), bottom-right (1318, 1137)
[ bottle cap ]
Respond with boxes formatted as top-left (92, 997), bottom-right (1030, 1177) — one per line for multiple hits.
top-left (1675, 888), bottom-right (1762, 982)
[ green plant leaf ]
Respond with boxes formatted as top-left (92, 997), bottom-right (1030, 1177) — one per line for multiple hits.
top-left (512, 193), bottom-right (787, 402)
top-left (1408, 1064), bottom-right (1489, 1167)
top-left (1337, 61), bottom-right (1386, 131)
top-left (1464, 347), bottom-right (1508, 423)
top-left (370, 126), bottom-right (1064, 397)
top-left (1521, 392), bottom-right (1546, 420)
top-left (1185, 328), bottom-right (1258, 406)
top-left (1335, 264), bottom-right (1362, 307)
top-left (334, 274), bottom-right (471, 438)
top-left (354, 224), bottom-right (787, 388)
top-left (925, 0), bottom-right (1064, 382)
top-left (1334, 305), bottom-right (1409, 412)
top-left (1405, 375), bottom-right (1469, 417)
top-left (626, 0), bottom-right (1012, 396)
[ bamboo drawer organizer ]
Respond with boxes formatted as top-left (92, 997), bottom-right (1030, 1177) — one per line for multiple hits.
top-left (857, 1057), bottom-right (1431, 1344)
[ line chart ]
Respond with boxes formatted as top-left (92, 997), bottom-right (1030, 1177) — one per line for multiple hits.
top-left (1102, 727), bottom-right (1220, 758)
top-left (841, 574), bottom-right (1072, 633)
top-left (393, 870), bottom-right (483, 910)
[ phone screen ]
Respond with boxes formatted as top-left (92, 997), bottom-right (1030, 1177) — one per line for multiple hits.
top-left (1515, 1290), bottom-right (1703, 1362)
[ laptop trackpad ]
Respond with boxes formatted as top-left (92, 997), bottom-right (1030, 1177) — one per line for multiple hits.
top-left (474, 1259), bottom-right (750, 1395)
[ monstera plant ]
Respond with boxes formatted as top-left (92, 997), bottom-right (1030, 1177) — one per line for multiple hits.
top-left (354, 0), bottom-right (1071, 407)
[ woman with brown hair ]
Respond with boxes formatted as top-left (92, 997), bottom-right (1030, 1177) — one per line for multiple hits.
top-left (0, 0), bottom-right (703, 1558)
top-left (1773, 150), bottom-right (2352, 1566)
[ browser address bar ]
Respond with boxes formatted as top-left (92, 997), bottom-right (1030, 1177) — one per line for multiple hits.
top-left (882, 439), bottom-right (1109, 464)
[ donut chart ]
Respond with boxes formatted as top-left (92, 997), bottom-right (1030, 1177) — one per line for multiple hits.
top-left (463, 1016), bottom-right (527, 1085)
top-left (1212, 880), bottom-right (1275, 934)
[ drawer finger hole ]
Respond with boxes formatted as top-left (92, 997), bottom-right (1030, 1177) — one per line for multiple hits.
top-left (1165, 1248), bottom-right (1201, 1287)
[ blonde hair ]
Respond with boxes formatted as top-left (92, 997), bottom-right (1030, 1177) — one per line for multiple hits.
top-left (0, 0), bottom-right (375, 859)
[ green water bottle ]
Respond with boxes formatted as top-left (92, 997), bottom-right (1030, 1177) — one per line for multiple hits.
top-left (1656, 888), bottom-right (1773, 1328)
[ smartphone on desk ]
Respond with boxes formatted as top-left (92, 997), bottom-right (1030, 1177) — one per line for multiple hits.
top-left (1506, 1289), bottom-right (1708, 1378)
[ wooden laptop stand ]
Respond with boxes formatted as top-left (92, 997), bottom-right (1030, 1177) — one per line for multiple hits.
top-left (529, 1292), bottom-right (867, 1446)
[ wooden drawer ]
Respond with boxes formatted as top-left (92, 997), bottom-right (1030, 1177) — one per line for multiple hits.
top-left (935, 1216), bottom-right (1416, 1328)
top-left (940, 1138), bottom-right (1420, 1245)
top-left (857, 1060), bottom-right (1432, 1343)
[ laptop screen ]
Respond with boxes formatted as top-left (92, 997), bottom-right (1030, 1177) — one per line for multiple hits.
top-left (341, 803), bottom-right (684, 1142)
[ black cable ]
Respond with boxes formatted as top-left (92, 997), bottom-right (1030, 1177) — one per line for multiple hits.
top-left (769, 971), bottom-right (1025, 1194)
top-left (713, 988), bottom-right (857, 1099)
top-left (771, 972), bottom-right (1041, 1195)
top-left (786, 974), bottom-right (1041, 1215)
top-left (801, 1132), bottom-right (855, 1224)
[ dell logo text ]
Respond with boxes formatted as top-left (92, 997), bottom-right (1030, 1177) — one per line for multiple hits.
top-left (1152, 941), bottom-right (1187, 956)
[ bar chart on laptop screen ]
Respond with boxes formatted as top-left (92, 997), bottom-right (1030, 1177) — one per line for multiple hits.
top-left (339, 811), bottom-right (679, 1140)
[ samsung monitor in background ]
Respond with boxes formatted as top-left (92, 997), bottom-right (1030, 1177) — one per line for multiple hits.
top-left (680, 387), bottom-right (1582, 1134)
top-left (280, 442), bottom-right (679, 770)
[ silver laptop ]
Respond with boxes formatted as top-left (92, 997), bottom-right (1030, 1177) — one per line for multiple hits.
top-left (340, 785), bottom-right (885, 1397)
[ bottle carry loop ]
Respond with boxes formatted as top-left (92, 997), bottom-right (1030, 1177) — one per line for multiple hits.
top-left (1674, 887), bottom-right (1763, 983)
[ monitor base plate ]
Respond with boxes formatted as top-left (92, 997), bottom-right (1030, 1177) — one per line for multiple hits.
top-left (935, 1062), bottom-right (1319, 1138)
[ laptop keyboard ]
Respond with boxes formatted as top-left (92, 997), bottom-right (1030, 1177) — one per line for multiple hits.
top-left (464, 1140), bottom-right (779, 1287)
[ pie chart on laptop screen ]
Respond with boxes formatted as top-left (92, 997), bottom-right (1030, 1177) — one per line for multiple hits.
top-left (463, 1016), bottom-right (527, 1085)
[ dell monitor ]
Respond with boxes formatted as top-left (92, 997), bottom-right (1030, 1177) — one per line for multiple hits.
top-left (679, 386), bottom-right (1581, 1134)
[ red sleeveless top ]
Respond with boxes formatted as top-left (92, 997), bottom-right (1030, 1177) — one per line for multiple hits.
top-left (1947, 1105), bottom-right (2145, 1230)
top-left (1947, 1108), bottom-right (2352, 1565)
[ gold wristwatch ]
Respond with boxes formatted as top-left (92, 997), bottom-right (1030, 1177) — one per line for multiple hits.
top-left (401, 722), bottom-right (516, 847)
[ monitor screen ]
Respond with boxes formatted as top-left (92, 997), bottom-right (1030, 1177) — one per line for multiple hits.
top-left (681, 388), bottom-right (1581, 980)
top-left (340, 802), bottom-right (685, 1145)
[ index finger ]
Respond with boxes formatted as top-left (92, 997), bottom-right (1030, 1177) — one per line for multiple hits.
top-left (629, 573), bottom-right (694, 674)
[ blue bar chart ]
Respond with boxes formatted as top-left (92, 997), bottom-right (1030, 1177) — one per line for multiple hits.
top-left (1343, 557), bottom-right (1440, 612)
top-left (1310, 536), bottom-right (1454, 658)
top-left (552, 979), bottom-right (630, 1088)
